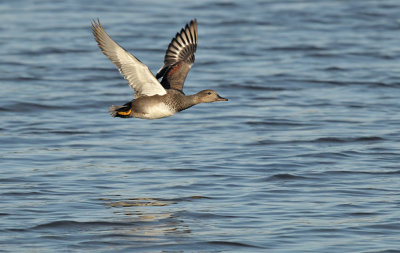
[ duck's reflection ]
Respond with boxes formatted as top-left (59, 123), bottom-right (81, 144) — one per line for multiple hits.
top-left (107, 198), bottom-right (175, 207)
top-left (101, 197), bottom-right (194, 237)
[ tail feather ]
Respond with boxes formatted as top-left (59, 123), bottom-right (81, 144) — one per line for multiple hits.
top-left (109, 102), bottom-right (133, 118)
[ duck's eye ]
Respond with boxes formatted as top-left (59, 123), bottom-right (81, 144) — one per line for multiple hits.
top-left (207, 92), bottom-right (212, 95)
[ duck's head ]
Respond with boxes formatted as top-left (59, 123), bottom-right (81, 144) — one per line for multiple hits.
top-left (196, 89), bottom-right (228, 103)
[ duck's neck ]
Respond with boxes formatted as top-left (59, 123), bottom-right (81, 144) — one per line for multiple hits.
top-left (177, 93), bottom-right (201, 112)
top-left (186, 94), bottom-right (201, 105)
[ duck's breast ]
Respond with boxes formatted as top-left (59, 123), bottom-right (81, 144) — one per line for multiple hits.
top-left (133, 97), bottom-right (176, 119)
top-left (144, 102), bottom-right (175, 119)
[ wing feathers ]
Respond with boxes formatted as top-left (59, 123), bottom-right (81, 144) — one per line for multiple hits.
top-left (92, 19), bottom-right (166, 98)
top-left (156, 19), bottom-right (198, 91)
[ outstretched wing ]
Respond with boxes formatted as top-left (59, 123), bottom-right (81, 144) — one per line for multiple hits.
top-left (156, 19), bottom-right (197, 91)
top-left (92, 19), bottom-right (166, 98)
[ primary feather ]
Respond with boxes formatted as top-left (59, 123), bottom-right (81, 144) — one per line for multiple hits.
top-left (156, 19), bottom-right (198, 91)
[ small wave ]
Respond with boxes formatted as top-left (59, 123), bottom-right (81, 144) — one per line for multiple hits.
top-left (196, 60), bottom-right (220, 66)
top-left (218, 19), bottom-right (253, 25)
top-left (313, 136), bottom-right (384, 143)
top-left (169, 168), bottom-right (202, 173)
top-left (0, 61), bottom-right (25, 66)
top-left (169, 195), bottom-right (212, 202)
top-left (176, 210), bottom-right (239, 219)
top-left (349, 51), bottom-right (397, 60)
top-left (323, 170), bottom-right (400, 176)
top-left (220, 83), bottom-right (288, 91)
top-left (31, 220), bottom-right (133, 230)
top-left (266, 45), bottom-right (327, 52)
top-left (206, 240), bottom-right (263, 249)
top-left (370, 250), bottom-right (400, 253)
top-left (2, 191), bottom-right (43, 196)
top-left (348, 212), bottom-right (377, 216)
top-left (287, 78), bottom-right (400, 87)
top-left (247, 120), bottom-right (310, 127)
top-left (247, 135), bottom-right (383, 147)
top-left (306, 52), bottom-right (340, 58)
top-left (49, 130), bottom-right (91, 135)
top-left (16, 47), bottom-right (91, 56)
top-left (296, 151), bottom-right (352, 159)
top-left (0, 76), bottom-right (44, 82)
top-left (266, 173), bottom-right (309, 181)
top-left (321, 66), bottom-right (348, 71)
top-left (0, 177), bottom-right (29, 183)
top-left (124, 240), bottom-right (263, 252)
top-left (193, 1), bottom-right (238, 10)
top-left (65, 67), bottom-right (116, 72)
top-left (364, 223), bottom-right (400, 230)
top-left (3, 102), bottom-right (66, 112)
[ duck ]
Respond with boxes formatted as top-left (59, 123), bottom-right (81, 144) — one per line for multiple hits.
top-left (91, 19), bottom-right (228, 119)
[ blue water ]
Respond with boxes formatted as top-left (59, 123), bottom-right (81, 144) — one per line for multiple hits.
top-left (1, 0), bottom-right (400, 252)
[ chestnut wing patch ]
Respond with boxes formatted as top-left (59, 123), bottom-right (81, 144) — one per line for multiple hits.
top-left (156, 19), bottom-right (198, 91)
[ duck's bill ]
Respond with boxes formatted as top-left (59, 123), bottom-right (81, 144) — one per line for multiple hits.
top-left (217, 95), bottom-right (228, 101)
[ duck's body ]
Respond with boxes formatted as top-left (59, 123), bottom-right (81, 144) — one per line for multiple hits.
top-left (91, 19), bottom-right (227, 120)
top-left (110, 89), bottom-right (227, 119)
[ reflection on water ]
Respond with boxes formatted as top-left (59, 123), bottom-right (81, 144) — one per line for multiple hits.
top-left (102, 197), bottom-right (192, 240)
top-left (104, 198), bottom-right (176, 207)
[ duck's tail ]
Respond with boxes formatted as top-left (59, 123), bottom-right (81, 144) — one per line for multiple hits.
top-left (109, 101), bottom-right (133, 118)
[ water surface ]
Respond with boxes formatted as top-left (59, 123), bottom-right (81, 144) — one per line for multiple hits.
top-left (1, 0), bottom-right (400, 252)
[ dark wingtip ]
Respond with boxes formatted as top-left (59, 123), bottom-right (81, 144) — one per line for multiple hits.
top-left (91, 18), bottom-right (100, 26)
top-left (91, 18), bottom-right (102, 34)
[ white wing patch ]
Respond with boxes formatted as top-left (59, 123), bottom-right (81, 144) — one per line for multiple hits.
top-left (92, 20), bottom-right (166, 98)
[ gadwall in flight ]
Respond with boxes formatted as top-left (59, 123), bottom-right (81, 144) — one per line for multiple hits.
top-left (92, 19), bottom-right (228, 119)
